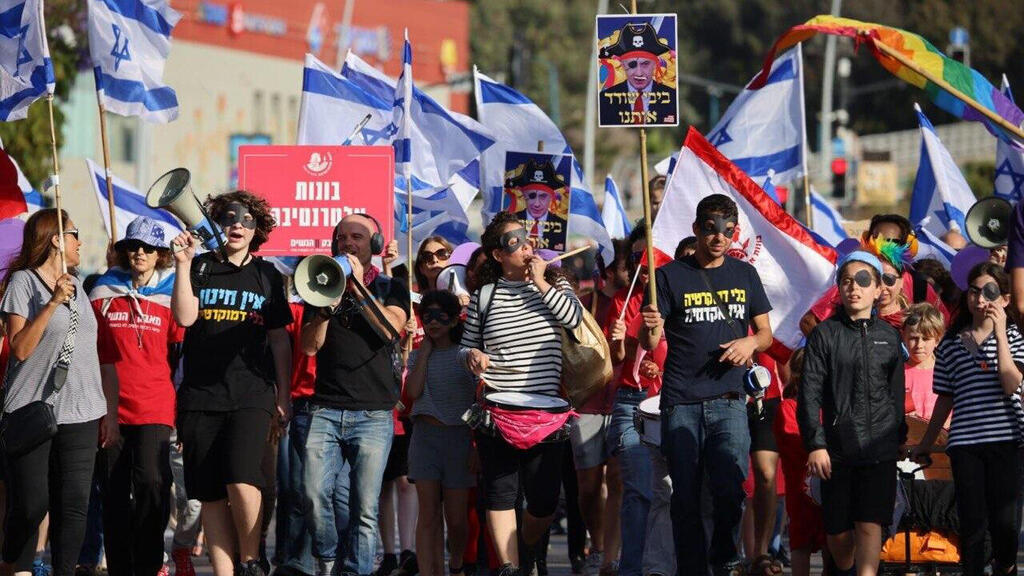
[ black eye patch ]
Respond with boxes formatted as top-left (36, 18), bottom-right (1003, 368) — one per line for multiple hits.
top-left (500, 228), bottom-right (529, 254)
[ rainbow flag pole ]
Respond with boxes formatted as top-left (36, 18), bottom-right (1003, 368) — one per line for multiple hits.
top-left (869, 36), bottom-right (1024, 143)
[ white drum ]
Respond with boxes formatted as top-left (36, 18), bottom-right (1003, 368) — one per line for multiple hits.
top-left (634, 395), bottom-right (661, 447)
top-left (485, 391), bottom-right (570, 413)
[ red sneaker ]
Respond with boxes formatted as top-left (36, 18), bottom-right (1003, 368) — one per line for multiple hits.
top-left (172, 548), bottom-right (195, 576)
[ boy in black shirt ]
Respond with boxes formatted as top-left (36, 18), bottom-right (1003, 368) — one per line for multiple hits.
top-left (641, 194), bottom-right (773, 575)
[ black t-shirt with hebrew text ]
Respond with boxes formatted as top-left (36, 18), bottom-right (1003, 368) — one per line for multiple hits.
top-left (179, 253), bottom-right (293, 414)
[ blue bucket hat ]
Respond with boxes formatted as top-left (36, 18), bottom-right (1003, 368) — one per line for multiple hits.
top-left (837, 250), bottom-right (883, 277)
top-left (114, 216), bottom-right (169, 251)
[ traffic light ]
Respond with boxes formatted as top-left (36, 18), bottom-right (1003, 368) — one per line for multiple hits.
top-left (831, 157), bottom-right (847, 199)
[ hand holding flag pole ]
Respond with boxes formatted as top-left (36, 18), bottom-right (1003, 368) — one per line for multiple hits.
top-left (630, 0), bottom-right (657, 308)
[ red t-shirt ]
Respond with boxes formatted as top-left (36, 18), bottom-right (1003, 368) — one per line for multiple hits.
top-left (93, 297), bottom-right (184, 426)
top-left (287, 302), bottom-right (316, 400)
top-left (607, 287), bottom-right (668, 395)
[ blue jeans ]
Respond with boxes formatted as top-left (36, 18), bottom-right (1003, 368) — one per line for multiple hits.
top-left (606, 388), bottom-right (652, 576)
top-left (304, 406), bottom-right (393, 576)
top-left (277, 400), bottom-right (319, 575)
top-left (661, 398), bottom-right (750, 576)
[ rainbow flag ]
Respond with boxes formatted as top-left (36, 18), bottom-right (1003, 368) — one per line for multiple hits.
top-left (751, 15), bottom-right (1024, 148)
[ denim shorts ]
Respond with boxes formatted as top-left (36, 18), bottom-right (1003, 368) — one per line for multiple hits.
top-left (409, 423), bottom-right (475, 489)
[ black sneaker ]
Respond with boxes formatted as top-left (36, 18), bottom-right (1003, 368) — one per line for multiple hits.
top-left (374, 554), bottom-right (398, 576)
top-left (569, 554), bottom-right (585, 575)
top-left (495, 564), bottom-right (516, 576)
top-left (397, 550), bottom-right (418, 576)
top-left (240, 560), bottom-right (267, 576)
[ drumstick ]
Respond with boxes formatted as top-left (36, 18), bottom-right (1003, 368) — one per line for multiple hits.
top-left (544, 245), bottom-right (591, 264)
top-left (618, 266), bottom-right (642, 323)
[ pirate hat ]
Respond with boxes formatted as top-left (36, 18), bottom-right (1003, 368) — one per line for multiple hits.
top-left (505, 159), bottom-right (566, 193)
top-left (600, 22), bottom-right (671, 60)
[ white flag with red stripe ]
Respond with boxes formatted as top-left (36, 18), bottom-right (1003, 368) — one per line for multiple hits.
top-left (653, 128), bottom-right (837, 356)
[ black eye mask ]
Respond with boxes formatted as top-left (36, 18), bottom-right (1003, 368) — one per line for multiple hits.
top-left (701, 215), bottom-right (737, 237)
top-left (500, 228), bottom-right (529, 254)
top-left (839, 269), bottom-right (875, 288)
top-left (219, 202), bottom-right (256, 229)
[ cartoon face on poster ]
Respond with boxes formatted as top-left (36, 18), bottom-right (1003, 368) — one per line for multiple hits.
top-left (503, 152), bottom-right (572, 253)
top-left (597, 14), bottom-right (678, 127)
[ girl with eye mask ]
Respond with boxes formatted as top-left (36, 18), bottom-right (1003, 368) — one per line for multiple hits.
top-left (912, 262), bottom-right (1024, 576)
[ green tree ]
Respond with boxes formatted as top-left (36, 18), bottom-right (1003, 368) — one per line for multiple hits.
top-left (0, 0), bottom-right (87, 191)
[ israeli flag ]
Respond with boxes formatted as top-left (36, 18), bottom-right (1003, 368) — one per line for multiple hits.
top-left (342, 50), bottom-right (494, 189)
top-left (0, 135), bottom-right (38, 217)
top-left (297, 53), bottom-right (391, 147)
top-left (915, 226), bottom-right (956, 268)
top-left (392, 30), bottom-right (413, 178)
top-left (601, 175), bottom-right (631, 239)
top-left (0, 0), bottom-right (54, 121)
top-left (86, 158), bottom-right (181, 241)
top-left (87, 0), bottom-right (181, 123)
top-left (761, 172), bottom-right (780, 204)
top-left (474, 69), bottom-right (613, 261)
top-left (809, 188), bottom-right (848, 248)
top-left (910, 103), bottom-right (977, 238)
top-left (995, 75), bottom-right (1024, 203)
top-left (705, 46), bottom-right (805, 183)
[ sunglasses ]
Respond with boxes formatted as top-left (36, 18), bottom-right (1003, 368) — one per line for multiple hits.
top-left (967, 281), bottom-right (1001, 302)
top-left (64, 228), bottom-right (79, 240)
top-left (882, 273), bottom-right (900, 287)
top-left (418, 248), bottom-right (450, 264)
top-left (422, 309), bottom-right (452, 325)
top-left (121, 240), bottom-right (157, 254)
top-left (904, 313), bottom-right (922, 328)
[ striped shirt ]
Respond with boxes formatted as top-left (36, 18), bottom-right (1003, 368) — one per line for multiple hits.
top-left (933, 325), bottom-right (1024, 447)
top-left (459, 278), bottom-right (582, 398)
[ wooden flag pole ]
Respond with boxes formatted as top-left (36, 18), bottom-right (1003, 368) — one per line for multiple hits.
top-left (97, 97), bottom-right (118, 243)
top-left (631, 0), bottom-right (656, 306)
top-left (46, 94), bottom-right (67, 274)
top-left (868, 34), bottom-right (1024, 143)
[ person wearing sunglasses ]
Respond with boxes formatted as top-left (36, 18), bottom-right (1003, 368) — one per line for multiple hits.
top-left (170, 191), bottom-right (293, 576)
top-left (88, 216), bottom-right (184, 576)
top-left (0, 209), bottom-right (118, 576)
top-left (912, 262), bottom-right (1024, 576)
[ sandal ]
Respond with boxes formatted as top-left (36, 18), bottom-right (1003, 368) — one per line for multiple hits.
top-left (748, 555), bottom-right (782, 576)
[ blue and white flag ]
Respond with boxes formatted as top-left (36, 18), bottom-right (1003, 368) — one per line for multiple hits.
top-left (601, 175), bottom-right (631, 239)
top-left (474, 69), bottom-right (613, 262)
top-left (392, 30), bottom-right (413, 179)
top-left (87, 0), bottom-right (181, 123)
top-left (910, 103), bottom-right (976, 238)
top-left (705, 46), bottom-right (805, 183)
top-left (297, 53), bottom-right (391, 147)
top-left (995, 75), bottom-right (1024, 203)
top-left (342, 50), bottom-right (494, 189)
top-left (0, 0), bottom-right (54, 121)
top-left (761, 172), bottom-right (780, 204)
top-left (86, 158), bottom-right (181, 242)
top-left (809, 188), bottom-right (847, 248)
top-left (914, 225), bottom-right (956, 268)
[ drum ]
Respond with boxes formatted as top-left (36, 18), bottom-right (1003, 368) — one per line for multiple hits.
top-left (484, 391), bottom-right (571, 413)
top-left (634, 395), bottom-right (661, 447)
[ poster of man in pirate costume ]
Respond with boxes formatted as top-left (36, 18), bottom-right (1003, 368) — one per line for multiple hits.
top-left (597, 15), bottom-right (679, 127)
top-left (503, 152), bottom-right (572, 252)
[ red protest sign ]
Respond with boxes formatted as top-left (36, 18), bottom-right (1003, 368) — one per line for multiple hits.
top-left (238, 145), bottom-right (394, 256)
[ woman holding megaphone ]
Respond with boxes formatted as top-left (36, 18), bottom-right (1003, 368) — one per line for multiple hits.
top-left (169, 191), bottom-right (293, 576)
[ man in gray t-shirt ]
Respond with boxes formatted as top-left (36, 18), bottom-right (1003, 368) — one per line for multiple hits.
top-left (1, 270), bottom-right (108, 424)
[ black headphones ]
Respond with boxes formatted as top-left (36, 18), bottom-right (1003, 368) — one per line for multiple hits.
top-left (331, 213), bottom-right (385, 256)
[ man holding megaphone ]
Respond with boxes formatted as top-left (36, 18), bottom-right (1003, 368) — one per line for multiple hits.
top-left (299, 213), bottom-right (409, 576)
top-left (168, 190), bottom-right (294, 576)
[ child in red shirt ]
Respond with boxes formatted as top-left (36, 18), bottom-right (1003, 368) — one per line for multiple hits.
top-left (773, 348), bottom-right (829, 576)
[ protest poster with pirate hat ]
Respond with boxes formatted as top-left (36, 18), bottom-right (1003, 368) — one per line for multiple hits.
top-left (503, 152), bottom-right (572, 252)
top-left (597, 15), bottom-right (678, 127)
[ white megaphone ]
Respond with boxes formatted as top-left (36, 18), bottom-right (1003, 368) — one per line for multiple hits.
top-left (145, 168), bottom-right (226, 254)
top-left (294, 255), bottom-right (354, 308)
top-left (436, 264), bottom-right (469, 298)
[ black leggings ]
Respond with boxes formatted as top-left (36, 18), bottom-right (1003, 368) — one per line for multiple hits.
top-left (949, 441), bottom-right (1021, 576)
top-left (3, 419), bottom-right (99, 575)
top-left (476, 432), bottom-right (564, 518)
top-left (100, 424), bottom-right (173, 576)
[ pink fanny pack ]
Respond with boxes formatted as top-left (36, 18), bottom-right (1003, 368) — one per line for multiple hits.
top-left (487, 406), bottom-right (576, 450)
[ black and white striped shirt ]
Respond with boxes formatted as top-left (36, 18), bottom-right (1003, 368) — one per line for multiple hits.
top-left (459, 278), bottom-right (582, 397)
top-left (933, 325), bottom-right (1024, 448)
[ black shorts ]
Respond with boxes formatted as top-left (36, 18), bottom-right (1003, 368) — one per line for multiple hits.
top-left (747, 397), bottom-right (780, 453)
top-left (177, 409), bottom-right (271, 502)
top-left (383, 431), bottom-right (411, 482)
top-left (475, 431), bottom-right (565, 518)
top-left (821, 460), bottom-right (897, 535)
